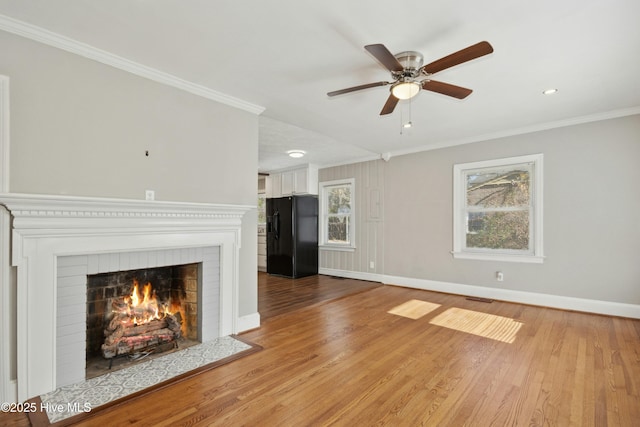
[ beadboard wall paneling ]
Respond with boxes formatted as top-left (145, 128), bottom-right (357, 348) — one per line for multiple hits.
top-left (319, 160), bottom-right (385, 274)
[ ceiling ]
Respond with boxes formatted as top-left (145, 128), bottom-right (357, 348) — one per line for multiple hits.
top-left (1, 1), bottom-right (639, 173)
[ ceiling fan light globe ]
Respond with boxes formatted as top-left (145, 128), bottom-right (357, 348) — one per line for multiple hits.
top-left (391, 81), bottom-right (420, 100)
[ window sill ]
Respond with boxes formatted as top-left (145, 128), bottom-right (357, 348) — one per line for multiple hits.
top-left (319, 245), bottom-right (356, 253)
top-left (452, 251), bottom-right (544, 264)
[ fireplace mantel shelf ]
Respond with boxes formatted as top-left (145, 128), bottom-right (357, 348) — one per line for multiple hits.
top-left (0, 193), bottom-right (254, 219)
top-left (0, 192), bottom-right (250, 401)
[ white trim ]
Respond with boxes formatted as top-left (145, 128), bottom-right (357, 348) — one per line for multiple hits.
top-left (275, 108), bottom-right (640, 171)
top-left (452, 154), bottom-right (544, 262)
top-left (318, 268), bottom-right (381, 283)
top-left (0, 14), bottom-right (265, 115)
top-left (236, 312), bottom-right (261, 333)
top-left (0, 75), bottom-right (15, 403)
top-left (451, 251), bottom-right (544, 264)
top-left (319, 268), bottom-right (640, 319)
top-left (383, 275), bottom-right (640, 319)
top-left (0, 192), bottom-right (253, 222)
top-left (382, 106), bottom-right (640, 160)
top-left (0, 193), bottom-right (251, 401)
top-left (319, 245), bottom-right (356, 253)
top-left (318, 178), bottom-right (356, 249)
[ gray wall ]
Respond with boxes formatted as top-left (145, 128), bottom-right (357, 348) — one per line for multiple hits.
top-left (0, 30), bottom-right (258, 325)
top-left (321, 114), bottom-right (640, 305)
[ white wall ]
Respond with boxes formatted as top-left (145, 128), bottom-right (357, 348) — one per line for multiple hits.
top-left (0, 29), bottom-right (259, 400)
top-left (320, 114), bottom-right (640, 310)
top-left (2, 31), bottom-right (257, 204)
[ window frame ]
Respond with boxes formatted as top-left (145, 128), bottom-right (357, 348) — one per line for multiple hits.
top-left (319, 178), bottom-right (356, 251)
top-left (452, 154), bottom-right (544, 263)
top-left (257, 193), bottom-right (266, 226)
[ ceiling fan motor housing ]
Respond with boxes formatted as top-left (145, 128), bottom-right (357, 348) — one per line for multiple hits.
top-left (393, 51), bottom-right (424, 78)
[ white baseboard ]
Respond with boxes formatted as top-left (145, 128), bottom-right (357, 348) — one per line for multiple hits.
top-left (319, 268), bottom-right (640, 319)
top-left (236, 312), bottom-right (261, 333)
top-left (318, 268), bottom-right (382, 283)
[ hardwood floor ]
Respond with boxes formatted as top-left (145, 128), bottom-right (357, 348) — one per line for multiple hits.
top-left (2, 274), bottom-right (640, 426)
top-left (258, 272), bottom-right (381, 320)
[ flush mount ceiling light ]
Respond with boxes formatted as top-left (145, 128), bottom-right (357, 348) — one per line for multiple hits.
top-left (391, 81), bottom-right (421, 100)
top-left (543, 88), bottom-right (558, 95)
top-left (287, 150), bottom-right (306, 158)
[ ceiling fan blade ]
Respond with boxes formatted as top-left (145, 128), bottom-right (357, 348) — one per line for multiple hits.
top-left (380, 94), bottom-right (399, 115)
top-left (422, 41), bottom-right (493, 75)
top-left (422, 80), bottom-right (473, 99)
top-left (364, 44), bottom-right (404, 72)
top-left (327, 81), bottom-right (390, 97)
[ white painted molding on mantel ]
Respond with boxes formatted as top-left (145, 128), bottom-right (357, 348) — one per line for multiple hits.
top-left (0, 14), bottom-right (266, 116)
top-left (0, 193), bottom-right (254, 401)
top-left (319, 268), bottom-right (640, 319)
top-left (0, 192), bottom-right (254, 225)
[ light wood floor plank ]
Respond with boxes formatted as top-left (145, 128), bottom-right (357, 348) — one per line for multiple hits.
top-left (2, 274), bottom-right (639, 426)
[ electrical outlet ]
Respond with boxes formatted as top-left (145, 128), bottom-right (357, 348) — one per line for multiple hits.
top-left (145, 190), bottom-right (155, 201)
top-left (369, 261), bottom-right (375, 269)
top-left (496, 271), bottom-right (504, 282)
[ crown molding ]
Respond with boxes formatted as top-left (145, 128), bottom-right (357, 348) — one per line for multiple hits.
top-left (385, 106), bottom-right (640, 160)
top-left (0, 14), bottom-right (265, 115)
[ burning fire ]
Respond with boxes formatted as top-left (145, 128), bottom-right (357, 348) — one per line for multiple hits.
top-left (102, 279), bottom-right (187, 359)
top-left (120, 279), bottom-right (177, 326)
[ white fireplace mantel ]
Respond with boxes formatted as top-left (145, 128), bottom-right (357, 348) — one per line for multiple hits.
top-left (0, 193), bottom-right (253, 401)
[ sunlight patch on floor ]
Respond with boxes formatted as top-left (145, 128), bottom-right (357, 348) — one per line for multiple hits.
top-left (387, 299), bottom-right (442, 320)
top-left (429, 307), bottom-right (523, 343)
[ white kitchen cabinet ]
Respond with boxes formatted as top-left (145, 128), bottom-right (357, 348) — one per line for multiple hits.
top-left (265, 173), bottom-right (282, 198)
top-left (281, 171), bottom-right (294, 195)
top-left (266, 164), bottom-right (318, 197)
top-left (298, 164), bottom-right (318, 195)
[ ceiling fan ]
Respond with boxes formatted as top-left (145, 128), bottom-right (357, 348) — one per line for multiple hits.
top-left (327, 41), bottom-right (493, 115)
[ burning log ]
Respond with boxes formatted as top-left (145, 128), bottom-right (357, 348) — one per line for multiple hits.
top-left (101, 279), bottom-right (183, 359)
top-left (165, 312), bottom-right (182, 334)
top-left (123, 318), bottom-right (168, 336)
top-left (106, 313), bottom-right (125, 334)
top-left (102, 317), bottom-right (181, 358)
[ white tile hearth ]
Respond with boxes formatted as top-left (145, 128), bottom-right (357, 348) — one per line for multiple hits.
top-left (40, 336), bottom-right (252, 424)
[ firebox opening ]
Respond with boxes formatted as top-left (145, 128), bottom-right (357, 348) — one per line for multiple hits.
top-left (85, 263), bottom-right (201, 379)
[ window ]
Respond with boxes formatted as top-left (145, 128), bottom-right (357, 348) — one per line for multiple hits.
top-left (257, 193), bottom-right (266, 225)
top-left (319, 179), bottom-right (355, 250)
top-left (453, 154), bottom-right (543, 263)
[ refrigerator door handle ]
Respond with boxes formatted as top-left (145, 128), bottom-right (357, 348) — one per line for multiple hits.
top-left (273, 210), bottom-right (280, 240)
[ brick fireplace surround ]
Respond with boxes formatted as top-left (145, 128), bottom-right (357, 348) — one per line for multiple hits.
top-left (0, 193), bottom-right (253, 402)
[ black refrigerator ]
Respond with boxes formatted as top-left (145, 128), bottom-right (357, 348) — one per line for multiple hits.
top-left (266, 195), bottom-right (318, 278)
